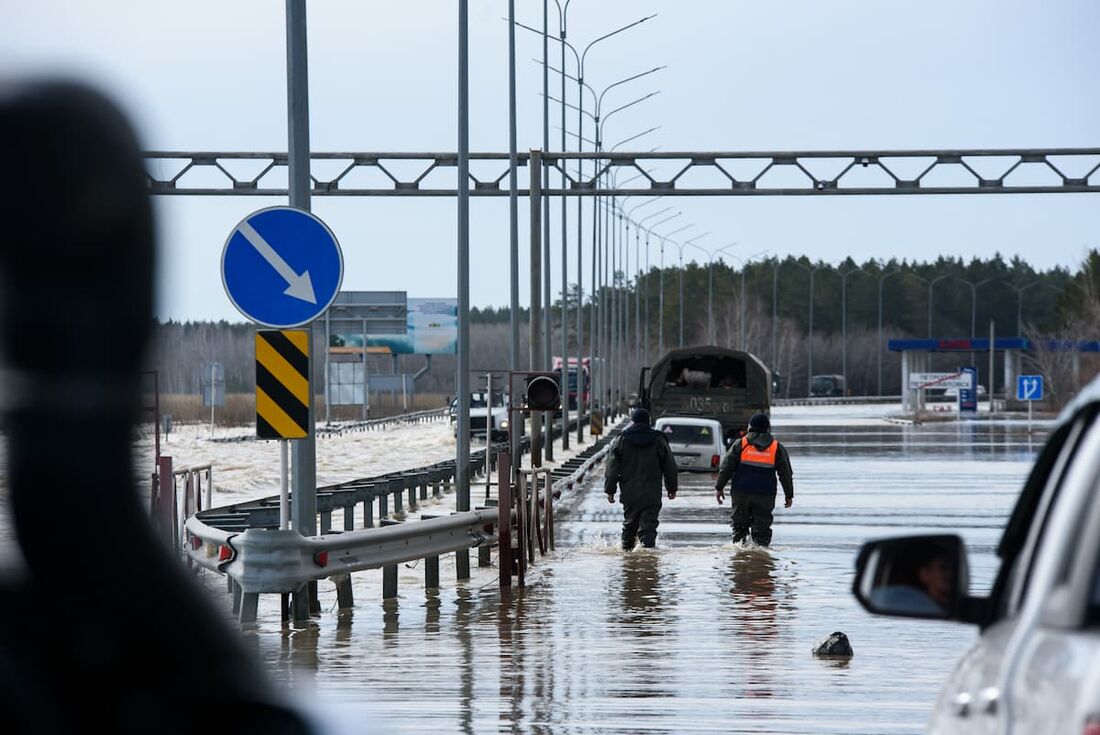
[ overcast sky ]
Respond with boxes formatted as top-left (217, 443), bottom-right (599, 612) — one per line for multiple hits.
top-left (2, 1), bottom-right (1098, 322)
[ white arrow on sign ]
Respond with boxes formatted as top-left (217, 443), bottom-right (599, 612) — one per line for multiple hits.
top-left (237, 220), bottom-right (317, 304)
top-left (1022, 377), bottom-right (1041, 399)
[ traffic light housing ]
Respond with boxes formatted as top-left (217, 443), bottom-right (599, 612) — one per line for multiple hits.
top-left (525, 374), bottom-right (560, 411)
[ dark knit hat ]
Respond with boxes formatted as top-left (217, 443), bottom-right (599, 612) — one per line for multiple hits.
top-left (748, 412), bottom-right (771, 432)
top-left (631, 407), bottom-right (651, 424)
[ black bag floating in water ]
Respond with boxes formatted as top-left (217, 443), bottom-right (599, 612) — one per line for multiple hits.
top-left (812, 631), bottom-right (854, 658)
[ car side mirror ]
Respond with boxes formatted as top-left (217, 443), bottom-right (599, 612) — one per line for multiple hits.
top-left (852, 534), bottom-right (968, 620)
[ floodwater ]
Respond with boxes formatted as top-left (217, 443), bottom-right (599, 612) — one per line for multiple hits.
top-left (232, 407), bottom-right (1046, 735)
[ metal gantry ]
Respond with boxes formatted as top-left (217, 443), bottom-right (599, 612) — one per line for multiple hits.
top-left (145, 148), bottom-right (1100, 197)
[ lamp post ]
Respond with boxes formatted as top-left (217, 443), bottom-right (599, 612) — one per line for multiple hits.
top-left (514, 12), bottom-right (656, 439)
top-left (629, 200), bottom-right (666, 361)
top-left (701, 242), bottom-right (740, 344)
top-left (654, 222), bottom-right (692, 356)
top-left (840, 265), bottom-right (867, 393)
top-left (926, 274), bottom-right (949, 338)
top-left (877, 267), bottom-right (901, 395)
top-left (724, 249), bottom-right (769, 350)
top-left (550, 0), bottom-right (571, 449)
top-left (677, 233), bottom-right (710, 348)
top-left (790, 261), bottom-right (824, 396)
top-left (625, 197), bottom-right (663, 374)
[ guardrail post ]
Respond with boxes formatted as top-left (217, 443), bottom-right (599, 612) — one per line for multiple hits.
top-left (382, 565), bottom-right (398, 599)
top-left (239, 591), bottom-right (259, 625)
top-left (425, 556), bottom-right (440, 589)
top-left (515, 471), bottom-right (527, 587)
top-left (363, 490), bottom-right (375, 528)
top-left (497, 452), bottom-right (512, 591)
top-left (478, 500), bottom-right (495, 568)
top-left (544, 469), bottom-right (554, 551)
top-left (381, 518), bottom-right (400, 598)
top-left (154, 456), bottom-right (175, 545)
top-left (335, 574), bottom-right (354, 610)
top-left (391, 479), bottom-right (404, 518)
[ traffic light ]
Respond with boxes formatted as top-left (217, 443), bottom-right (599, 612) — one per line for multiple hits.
top-left (525, 374), bottom-right (560, 411)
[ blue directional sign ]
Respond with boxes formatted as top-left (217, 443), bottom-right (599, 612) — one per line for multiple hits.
top-left (221, 206), bottom-right (344, 328)
top-left (1016, 374), bottom-right (1044, 401)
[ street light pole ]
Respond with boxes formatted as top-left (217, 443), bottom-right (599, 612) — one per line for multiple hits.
top-left (877, 267), bottom-right (901, 396)
top-left (654, 222), bottom-right (692, 357)
top-left (678, 233), bottom-right (710, 348)
top-left (926, 274), bottom-right (949, 338)
top-left (790, 261), bottom-right (821, 396)
top-left (551, 0), bottom-right (571, 449)
top-left (515, 12), bottom-right (657, 438)
top-left (541, 0), bottom-right (554, 460)
top-left (840, 266), bottom-right (866, 394)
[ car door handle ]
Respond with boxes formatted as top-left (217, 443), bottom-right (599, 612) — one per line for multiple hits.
top-left (953, 692), bottom-right (973, 718)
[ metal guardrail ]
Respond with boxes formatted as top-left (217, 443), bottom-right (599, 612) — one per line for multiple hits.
top-left (773, 395), bottom-right (902, 407)
top-left (186, 509), bottom-right (499, 594)
top-left (209, 407), bottom-right (450, 443)
top-left (177, 412), bottom-right (615, 623)
top-left (317, 406), bottom-right (449, 436)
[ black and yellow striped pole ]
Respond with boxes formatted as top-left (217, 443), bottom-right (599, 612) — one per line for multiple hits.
top-left (256, 329), bottom-right (310, 529)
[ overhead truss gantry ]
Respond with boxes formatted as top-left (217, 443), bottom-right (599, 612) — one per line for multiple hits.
top-left (144, 148), bottom-right (1100, 197)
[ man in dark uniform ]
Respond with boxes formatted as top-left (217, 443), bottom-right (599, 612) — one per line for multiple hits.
top-left (604, 408), bottom-right (679, 549)
top-left (714, 412), bottom-right (794, 547)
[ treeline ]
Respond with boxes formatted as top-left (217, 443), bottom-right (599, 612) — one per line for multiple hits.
top-left (149, 252), bottom-right (1100, 401)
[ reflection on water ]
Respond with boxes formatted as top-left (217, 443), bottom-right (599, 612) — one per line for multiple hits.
top-left (231, 418), bottom-right (1041, 734)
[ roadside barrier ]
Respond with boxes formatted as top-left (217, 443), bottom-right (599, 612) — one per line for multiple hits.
top-left (773, 395), bottom-right (902, 407)
top-left (178, 414), bottom-right (613, 623)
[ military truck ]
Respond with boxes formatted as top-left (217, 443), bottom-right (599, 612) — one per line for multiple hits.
top-left (638, 346), bottom-right (771, 444)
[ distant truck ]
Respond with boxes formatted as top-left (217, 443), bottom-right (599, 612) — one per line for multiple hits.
top-left (638, 346), bottom-right (771, 444)
top-left (810, 374), bottom-right (846, 398)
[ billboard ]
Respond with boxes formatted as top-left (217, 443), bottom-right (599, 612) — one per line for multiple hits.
top-left (331, 297), bottom-right (457, 355)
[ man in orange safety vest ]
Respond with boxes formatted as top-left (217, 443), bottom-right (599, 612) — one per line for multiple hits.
top-left (714, 413), bottom-right (794, 547)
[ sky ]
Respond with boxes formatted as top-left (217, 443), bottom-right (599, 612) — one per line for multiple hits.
top-left (1, 1), bottom-right (1098, 323)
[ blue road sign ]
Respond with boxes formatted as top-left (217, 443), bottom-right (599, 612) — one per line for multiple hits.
top-left (1016, 375), bottom-right (1044, 401)
top-left (958, 366), bottom-right (977, 413)
top-left (221, 206), bottom-right (344, 328)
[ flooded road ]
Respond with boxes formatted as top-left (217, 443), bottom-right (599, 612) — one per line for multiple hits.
top-left (244, 407), bottom-right (1046, 734)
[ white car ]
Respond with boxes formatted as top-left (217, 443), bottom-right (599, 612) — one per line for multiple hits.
top-left (852, 374), bottom-right (1100, 734)
top-left (452, 392), bottom-right (509, 441)
top-left (655, 416), bottom-right (725, 472)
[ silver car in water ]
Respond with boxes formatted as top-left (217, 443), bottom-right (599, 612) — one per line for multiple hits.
top-left (852, 374), bottom-right (1100, 734)
top-left (655, 416), bottom-right (725, 473)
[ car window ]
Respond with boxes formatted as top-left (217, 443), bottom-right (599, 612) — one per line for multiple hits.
top-left (997, 409), bottom-right (1095, 618)
top-left (660, 424), bottom-right (715, 446)
top-left (1090, 547), bottom-right (1100, 625)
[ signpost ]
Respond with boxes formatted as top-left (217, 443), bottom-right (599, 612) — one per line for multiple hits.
top-left (958, 366), bottom-right (977, 414)
top-left (222, 206), bottom-right (342, 538)
top-left (1016, 374), bottom-right (1044, 432)
top-left (202, 361), bottom-right (225, 437)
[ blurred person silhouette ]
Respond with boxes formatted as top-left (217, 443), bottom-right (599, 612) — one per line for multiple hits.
top-left (0, 80), bottom-right (310, 733)
top-left (870, 540), bottom-right (954, 615)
